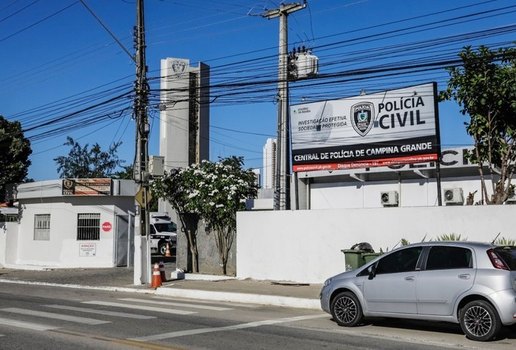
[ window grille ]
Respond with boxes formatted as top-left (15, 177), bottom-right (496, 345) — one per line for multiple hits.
top-left (77, 213), bottom-right (100, 240)
top-left (34, 214), bottom-right (51, 240)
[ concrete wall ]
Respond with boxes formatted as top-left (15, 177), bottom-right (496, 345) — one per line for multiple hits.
top-left (236, 206), bottom-right (516, 284)
top-left (174, 215), bottom-right (236, 276)
top-left (0, 222), bottom-right (19, 267)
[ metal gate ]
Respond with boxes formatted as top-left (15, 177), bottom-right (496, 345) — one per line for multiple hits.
top-left (114, 213), bottom-right (134, 267)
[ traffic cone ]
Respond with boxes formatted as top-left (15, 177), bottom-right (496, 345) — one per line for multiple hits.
top-left (165, 243), bottom-right (172, 257)
top-left (151, 263), bottom-right (162, 288)
top-left (159, 261), bottom-right (167, 282)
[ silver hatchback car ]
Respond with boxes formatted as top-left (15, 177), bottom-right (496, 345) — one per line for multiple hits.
top-left (320, 242), bottom-right (516, 341)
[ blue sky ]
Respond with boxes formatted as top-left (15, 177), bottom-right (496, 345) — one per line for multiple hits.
top-left (1, 0), bottom-right (515, 180)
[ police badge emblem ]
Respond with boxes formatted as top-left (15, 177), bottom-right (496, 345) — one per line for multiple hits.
top-left (351, 102), bottom-right (374, 137)
top-left (62, 179), bottom-right (75, 195)
top-left (171, 59), bottom-right (188, 76)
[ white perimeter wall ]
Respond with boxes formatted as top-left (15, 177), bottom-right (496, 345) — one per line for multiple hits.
top-left (0, 222), bottom-right (19, 267)
top-left (236, 206), bottom-right (516, 284)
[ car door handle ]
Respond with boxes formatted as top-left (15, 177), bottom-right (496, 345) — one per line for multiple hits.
top-left (405, 276), bottom-right (415, 281)
top-left (458, 274), bottom-right (471, 280)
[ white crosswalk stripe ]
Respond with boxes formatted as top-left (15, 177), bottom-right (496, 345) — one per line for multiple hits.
top-left (130, 314), bottom-right (328, 342)
top-left (0, 308), bottom-right (110, 325)
top-left (0, 317), bottom-right (59, 331)
top-left (44, 305), bottom-right (156, 319)
top-left (120, 298), bottom-right (232, 311)
top-left (82, 301), bottom-right (196, 315)
top-left (0, 297), bottom-right (228, 335)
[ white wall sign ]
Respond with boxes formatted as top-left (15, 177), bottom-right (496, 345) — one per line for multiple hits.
top-left (290, 83), bottom-right (440, 172)
top-left (79, 243), bottom-right (96, 257)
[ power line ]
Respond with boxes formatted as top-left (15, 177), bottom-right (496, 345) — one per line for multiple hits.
top-left (79, 0), bottom-right (135, 63)
top-left (0, 1), bottom-right (79, 42)
top-left (0, 0), bottom-right (40, 24)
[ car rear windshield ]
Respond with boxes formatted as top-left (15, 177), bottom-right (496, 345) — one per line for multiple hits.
top-left (494, 246), bottom-right (516, 270)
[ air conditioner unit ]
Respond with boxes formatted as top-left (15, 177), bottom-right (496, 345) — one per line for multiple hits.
top-left (444, 188), bottom-right (464, 205)
top-left (381, 191), bottom-right (399, 206)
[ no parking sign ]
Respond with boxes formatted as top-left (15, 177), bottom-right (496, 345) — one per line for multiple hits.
top-left (102, 221), bottom-right (112, 232)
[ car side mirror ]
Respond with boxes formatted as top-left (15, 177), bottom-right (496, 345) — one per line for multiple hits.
top-left (368, 264), bottom-right (377, 280)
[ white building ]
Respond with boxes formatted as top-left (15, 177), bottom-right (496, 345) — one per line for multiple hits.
top-left (251, 168), bottom-right (261, 188)
top-left (262, 138), bottom-right (276, 189)
top-left (0, 179), bottom-right (137, 269)
top-left (293, 147), bottom-right (516, 209)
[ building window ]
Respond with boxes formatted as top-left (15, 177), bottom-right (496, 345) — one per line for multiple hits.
top-left (34, 214), bottom-right (51, 241)
top-left (77, 213), bottom-right (100, 240)
top-left (1, 214), bottom-right (17, 222)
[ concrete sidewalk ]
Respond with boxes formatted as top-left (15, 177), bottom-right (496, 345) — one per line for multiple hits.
top-left (0, 267), bottom-right (322, 310)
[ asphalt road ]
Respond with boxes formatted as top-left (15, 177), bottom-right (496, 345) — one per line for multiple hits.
top-left (0, 283), bottom-right (514, 350)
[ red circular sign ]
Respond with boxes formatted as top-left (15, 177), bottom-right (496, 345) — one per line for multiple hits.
top-left (102, 222), bottom-right (112, 232)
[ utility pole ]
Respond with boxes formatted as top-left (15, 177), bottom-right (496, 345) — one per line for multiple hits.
top-left (262, 1), bottom-right (306, 210)
top-left (133, 0), bottom-right (151, 284)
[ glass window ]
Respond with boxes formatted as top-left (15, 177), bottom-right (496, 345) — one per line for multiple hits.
top-left (154, 222), bottom-right (177, 233)
top-left (494, 246), bottom-right (516, 271)
top-left (426, 246), bottom-right (472, 270)
top-left (77, 213), bottom-right (100, 240)
top-left (34, 214), bottom-right (50, 240)
top-left (375, 247), bottom-right (422, 274)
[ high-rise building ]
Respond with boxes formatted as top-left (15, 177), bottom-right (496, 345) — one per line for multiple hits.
top-left (262, 138), bottom-right (277, 189)
top-left (159, 58), bottom-right (210, 171)
top-left (251, 168), bottom-right (261, 189)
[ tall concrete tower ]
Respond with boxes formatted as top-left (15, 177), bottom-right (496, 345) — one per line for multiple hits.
top-left (159, 58), bottom-right (211, 271)
top-left (159, 58), bottom-right (210, 171)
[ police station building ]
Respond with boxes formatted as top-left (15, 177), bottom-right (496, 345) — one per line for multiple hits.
top-left (289, 83), bottom-right (515, 210)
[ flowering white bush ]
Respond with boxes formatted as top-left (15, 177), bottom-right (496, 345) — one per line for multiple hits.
top-left (152, 156), bottom-right (258, 274)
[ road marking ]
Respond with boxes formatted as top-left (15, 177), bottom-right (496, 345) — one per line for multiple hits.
top-left (0, 317), bottom-right (59, 331)
top-left (130, 314), bottom-right (327, 341)
top-left (82, 301), bottom-right (196, 315)
top-left (44, 305), bottom-right (156, 320)
top-left (0, 308), bottom-right (110, 325)
top-left (120, 298), bottom-right (232, 311)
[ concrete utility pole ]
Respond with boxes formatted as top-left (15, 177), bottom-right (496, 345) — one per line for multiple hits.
top-left (262, 2), bottom-right (306, 210)
top-left (133, 0), bottom-right (151, 284)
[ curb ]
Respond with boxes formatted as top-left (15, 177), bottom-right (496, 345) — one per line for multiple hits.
top-left (155, 287), bottom-right (321, 310)
top-left (0, 279), bottom-right (321, 310)
top-left (0, 279), bottom-right (154, 295)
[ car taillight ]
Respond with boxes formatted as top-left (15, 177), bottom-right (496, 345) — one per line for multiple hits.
top-left (487, 249), bottom-right (509, 270)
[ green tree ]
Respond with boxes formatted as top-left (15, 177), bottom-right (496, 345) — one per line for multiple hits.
top-left (441, 46), bottom-right (516, 204)
top-left (0, 116), bottom-right (32, 201)
top-left (113, 164), bottom-right (134, 179)
top-left (54, 136), bottom-right (124, 178)
top-left (152, 156), bottom-right (258, 275)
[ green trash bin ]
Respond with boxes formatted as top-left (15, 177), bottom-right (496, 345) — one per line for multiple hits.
top-left (362, 252), bottom-right (382, 264)
top-left (342, 249), bottom-right (366, 271)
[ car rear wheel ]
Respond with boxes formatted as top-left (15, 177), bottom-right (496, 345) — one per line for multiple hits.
top-left (459, 300), bottom-right (502, 341)
top-left (330, 291), bottom-right (363, 327)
